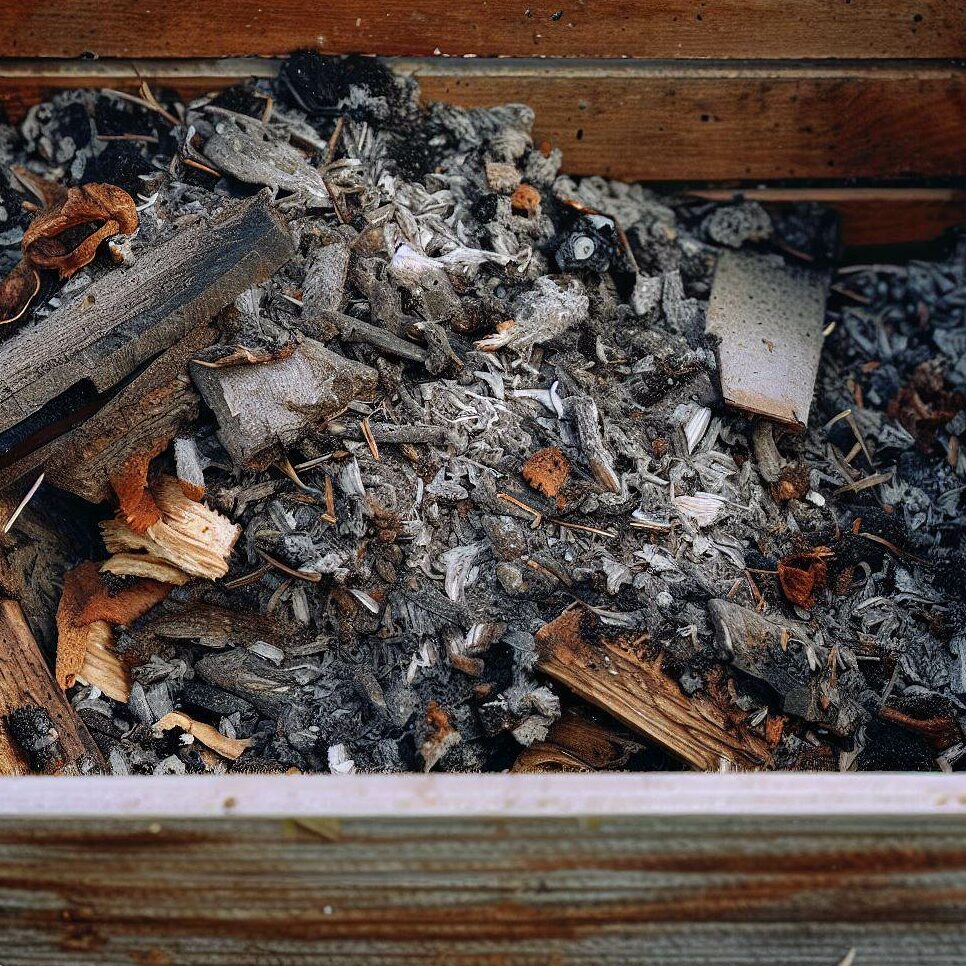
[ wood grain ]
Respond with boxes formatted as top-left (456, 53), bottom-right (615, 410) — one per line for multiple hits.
top-left (0, 812), bottom-right (964, 963)
top-left (0, 600), bottom-right (104, 775)
top-left (536, 608), bottom-right (771, 770)
top-left (0, 58), bottom-right (963, 185)
top-left (0, 0), bottom-right (962, 59)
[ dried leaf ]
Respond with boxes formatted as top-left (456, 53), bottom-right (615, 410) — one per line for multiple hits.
top-left (22, 182), bottom-right (139, 280)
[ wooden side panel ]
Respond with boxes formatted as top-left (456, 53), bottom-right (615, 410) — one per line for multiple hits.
top-left (409, 61), bottom-right (966, 182)
top-left (0, 60), bottom-right (962, 183)
top-left (0, 814), bottom-right (964, 963)
top-left (0, 0), bottom-right (962, 59)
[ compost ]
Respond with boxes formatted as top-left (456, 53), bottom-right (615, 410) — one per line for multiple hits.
top-left (0, 53), bottom-right (964, 776)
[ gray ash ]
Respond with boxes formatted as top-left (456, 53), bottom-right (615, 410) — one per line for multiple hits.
top-left (1, 52), bottom-right (963, 776)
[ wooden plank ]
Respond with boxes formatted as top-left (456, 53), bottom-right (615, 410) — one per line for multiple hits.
top-left (0, 810), bottom-right (964, 963)
top-left (0, 600), bottom-right (104, 775)
top-left (706, 251), bottom-right (828, 429)
top-left (0, 58), bottom-right (963, 183)
top-left (0, 0), bottom-right (962, 59)
top-left (0, 194), bottom-right (293, 445)
top-left (1, 773), bottom-right (965, 818)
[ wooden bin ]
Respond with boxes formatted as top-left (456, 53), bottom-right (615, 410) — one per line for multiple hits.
top-left (0, 4), bottom-right (965, 963)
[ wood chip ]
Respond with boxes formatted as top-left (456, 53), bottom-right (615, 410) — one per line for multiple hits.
top-left (100, 475), bottom-right (241, 580)
top-left (154, 711), bottom-right (252, 761)
top-left (536, 608), bottom-right (771, 770)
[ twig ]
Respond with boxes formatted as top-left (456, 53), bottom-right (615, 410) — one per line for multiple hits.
top-left (360, 417), bottom-right (381, 461)
top-left (498, 492), bottom-right (543, 526)
top-left (222, 564), bottom-right (272, 590)
top-left (2, 472), bottom-right (44, 534)
top-left (257, 549), bottom-right (322, 583)
top-left (182, 157), bottom-right (222, 178)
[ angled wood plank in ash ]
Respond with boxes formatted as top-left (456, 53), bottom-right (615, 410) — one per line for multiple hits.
top-left (0, 600), bottom-right (104, 775)
top-left (536, 608), bottom-right (771, 770)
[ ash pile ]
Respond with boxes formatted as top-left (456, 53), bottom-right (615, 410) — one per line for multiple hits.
top-left (0, 53), bottom-right (964, 777)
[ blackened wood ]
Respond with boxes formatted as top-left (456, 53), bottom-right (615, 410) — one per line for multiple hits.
top-left (0, 600), bottom-right (104, 775)
top-left (0, 194), bottom-right (295, 456)
top-left (0, 326), bottom-right (214, 501)
top-left (708, 598), bottom-right (862, 737)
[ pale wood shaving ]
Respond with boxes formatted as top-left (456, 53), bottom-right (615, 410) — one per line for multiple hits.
top-left (154, 711), bottom-right (252, 761)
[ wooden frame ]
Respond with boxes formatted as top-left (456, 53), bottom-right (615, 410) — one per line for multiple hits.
top-left (1, 4), bottom-right (965, 960)
top-left (1, 776), bottom-right (965, 964)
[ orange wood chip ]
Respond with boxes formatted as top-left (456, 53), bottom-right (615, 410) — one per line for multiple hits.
top-left (522, 447), bottom-right (570, 498)
top-left (510, 183), bottom-right (541, 216)
top-left (56, 561), bottom-right (171, 690)
top-left (110, 447), bottom-right (165, 534)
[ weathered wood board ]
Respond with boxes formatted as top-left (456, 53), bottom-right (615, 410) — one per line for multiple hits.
top-left (706, 251), bottom-right (828, 429)
top-left (0, 0), bottom-right (961, 59)
top-left (0, 781), bottom-right (964, 965)
top-left (0, 600), bottom-right (104, 775)
top-left (0, 60), bottom-right (963, 184)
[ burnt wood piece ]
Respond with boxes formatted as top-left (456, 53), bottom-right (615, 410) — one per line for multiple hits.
top-left (0, 193), bottom-right (295, 464)
top-left (145, 601), bottom-right (309, 652)
top-left (708, 599), bottom-right (863, 738)
top-left (0, 327), bottom-right (213, 501)
top-left (0, 600), bottom-right (105, 775)
top-left (0, 500), bottom-right (74, 656)
top-left (706, 251), bottom-right (828, 430)
top-left (0, 1), bottom-right (959, 59)
top-left (191, 339), bottom-right (378, 466)
top-left (536, 608), bottom-right (771, 771)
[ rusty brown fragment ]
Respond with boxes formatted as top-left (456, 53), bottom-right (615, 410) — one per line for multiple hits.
top-left (56, 560), bottom-right (171, 690)
top-left (777, 547), bottom-right (832, 609)
top-left (522, 446), bottom-right (570, 498)
top-left (0, 258), bottom-right (41, 326)
top-left (22, 182), bottom-right (139, 280)
top-left (110, 446), bottom-right (166, 534)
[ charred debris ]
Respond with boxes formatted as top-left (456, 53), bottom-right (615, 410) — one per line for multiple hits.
top-left (0, 53), bottom-right (964, 776)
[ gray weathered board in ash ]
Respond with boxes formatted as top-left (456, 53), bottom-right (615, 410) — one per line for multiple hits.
top-left (706, 251), bottom-right (828, 430)
top-left (0, 809), bottom-right (964, 964)
top-left (0, 192), bottom-right (295, 455)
